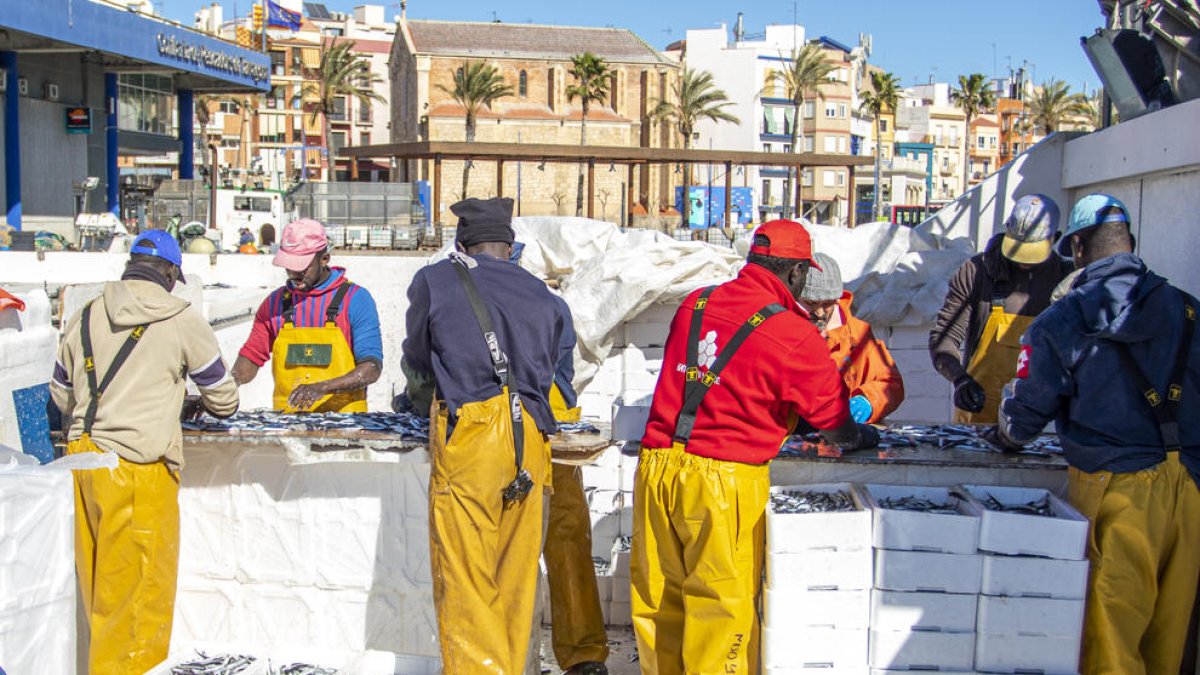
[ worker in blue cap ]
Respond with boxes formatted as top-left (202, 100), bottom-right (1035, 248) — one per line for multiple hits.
top-left (989, 194), bottom-right (1200, 674)
top-left (51, 229), bottom-right (239, 673)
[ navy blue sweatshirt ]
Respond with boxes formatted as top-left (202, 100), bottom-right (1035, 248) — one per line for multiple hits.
top-left (402, 253), bottom-right (564, 435)
top-left (1000, 253), bottom-right (1200, 483)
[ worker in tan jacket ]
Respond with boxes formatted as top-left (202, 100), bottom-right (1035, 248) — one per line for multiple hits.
top-left (51, 230), bottom-right (239, 675)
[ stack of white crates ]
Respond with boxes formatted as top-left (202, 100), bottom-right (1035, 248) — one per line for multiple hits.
top-left (962, 485), bottom-right (1089, 675)
top-left (862, 484), bottom-right (982, 674)
top-left (761, 483), bottom-right (873, 674)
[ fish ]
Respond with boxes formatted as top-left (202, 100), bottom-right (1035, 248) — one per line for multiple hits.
top-left (982, 492), bottom-right (1055, 517)
top-left (878, 495), bottom-right (960, 514)
top-left (770, 490), bottom-right (856, 514)
top-left (170, 652), bottom-right (256, 675)
top-left (184, 410), bottom-right (602, 441)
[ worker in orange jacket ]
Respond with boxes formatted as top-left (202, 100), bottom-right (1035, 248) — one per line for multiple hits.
top-left (798, 252), bottom-right (905, 423)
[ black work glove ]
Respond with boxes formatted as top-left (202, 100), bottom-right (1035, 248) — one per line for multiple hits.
top-left (980, 425), bottom-right (1024, 453)
top-left (853, 423), bottom-right (881, 451)
top-left (953, 375), bottom-right (986, 413)
top-left (180, 395), bottom-right (205, 422)
top-left (391, 392), bottom-right (415, 414)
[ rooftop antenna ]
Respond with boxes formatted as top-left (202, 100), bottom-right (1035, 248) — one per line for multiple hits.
top-left (490, 10), bottom-right (500, 23)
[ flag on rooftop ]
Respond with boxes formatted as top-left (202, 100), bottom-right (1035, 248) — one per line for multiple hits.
top-left (266, 1), bottom-right (302, 31)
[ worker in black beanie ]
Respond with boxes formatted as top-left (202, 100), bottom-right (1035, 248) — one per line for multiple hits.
top-left (402, 195), bottom-right (566, 673)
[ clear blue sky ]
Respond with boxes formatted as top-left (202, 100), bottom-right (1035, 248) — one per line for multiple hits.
top-left (164, 0), bottom-right (1103, 94)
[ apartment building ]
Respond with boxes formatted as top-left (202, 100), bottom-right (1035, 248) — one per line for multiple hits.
top-left (897, 83), bottom-right (966, 207)
top-left (390, 19), bottom-right (679, 222)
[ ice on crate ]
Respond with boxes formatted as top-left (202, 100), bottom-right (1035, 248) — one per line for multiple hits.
top-left (767, 483), bottom-right (871, 553)
top-left (961, 485), bottom-right (1088, 560)
top-left (862, 484), bottom-right (980, 554)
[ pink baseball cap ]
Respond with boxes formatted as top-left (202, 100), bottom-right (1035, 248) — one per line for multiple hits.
top-left (273, 219), bottom-right (328, 271)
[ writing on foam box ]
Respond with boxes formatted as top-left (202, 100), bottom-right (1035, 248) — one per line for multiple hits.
top-left (763, 588), bottom-right (869, 630)
top-left (961, 485), bottom-right (1088, 560)
top-left (862, 484), bottom-right (980, 554)
top-left (980, 554), bottom-right (1089, 600)
top-left (766, 549), bottom-right (874, 591)
top-left (873, 549), bottom-right (982, 595)
top-left (868, 629), bottom-right (975, 671)
top-left (870, 590), bottom-right (977, 633)
top-left (766, 483), bottom-right (872, 553)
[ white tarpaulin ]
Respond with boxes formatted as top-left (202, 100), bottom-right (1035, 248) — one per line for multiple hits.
top-left (432, 217), bottom-right (974, 393)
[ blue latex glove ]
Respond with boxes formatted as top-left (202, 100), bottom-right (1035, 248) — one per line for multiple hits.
top-left (849, 395), bottom-right (873, 424)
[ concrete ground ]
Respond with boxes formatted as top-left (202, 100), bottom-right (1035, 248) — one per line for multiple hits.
top-left (539, 626), bottom-right (640, 675)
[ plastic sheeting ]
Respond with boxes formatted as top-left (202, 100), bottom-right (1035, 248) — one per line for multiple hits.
top-left (490, 217), bottom-right (974, 392)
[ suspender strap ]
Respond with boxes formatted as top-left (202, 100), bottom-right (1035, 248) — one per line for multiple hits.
top-left (672, 302), bottom-right (787, 444)
top-left (450, 258), bottom-right (527, 479)
top-left (79, 302), bottom-right (149, 436)
top-left (1112, 293), bottom-right (1195, 452)
top-left (281, 291), bottom-right (295, 325)
top-left (325, 282), bottom-right (352, 324)
top-left (684, 287), bottom-right (716, 405)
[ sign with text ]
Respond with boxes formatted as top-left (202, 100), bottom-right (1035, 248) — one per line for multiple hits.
top-left (65, 107), bottom-right (92, 134)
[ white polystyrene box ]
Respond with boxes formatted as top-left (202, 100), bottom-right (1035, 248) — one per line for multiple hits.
top-left (0, 595), bottom-right (76, 675)
top-left (611, 398), bottom-right (651, 441)
top-left (974, 633), bottom-right (1081, 674)
top-left (977, 595), bottom-right (1085, 639)
top-left (868, 629), bottom-right (975, 671)
top-left (873, 549), bottom-right (982, 594)
top-left (767, 668), bottom-right (868, 675)
top-left (766, 549), bottom-right (873, 591)
top-left (761, 627), bottom-right (868, 669)
top-left (872, 671), bottom-right (980, 675)
top-left (980, 554), bottom-right (1090, 600)
top-left (870, 590), bottom-right (978, 633)
top-left (762, 588), bottom-right (870, 629)
top-left (862, 484), bottom-right (980, 554)
top-left (611, 576), bottom-right (631, 603)
top-left (962, 485), bottom-right (1089, 560)
top-left (767, 483), bottom-right (872, 553)
top-left (147, 644), bottom-right (439, 675)
top-left (608, 600), bottom-right (632, 627)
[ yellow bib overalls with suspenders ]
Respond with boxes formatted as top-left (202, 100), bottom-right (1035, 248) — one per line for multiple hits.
top-left (270, 282), bottom-right (367, 413)
top-left (954, 291), bottom-right (1036, 425)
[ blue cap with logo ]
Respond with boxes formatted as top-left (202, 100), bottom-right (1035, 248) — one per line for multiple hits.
top-left (1058, 194), bottom-right (1131, 255)
top-left (130, 229), bottom-right (186, 282)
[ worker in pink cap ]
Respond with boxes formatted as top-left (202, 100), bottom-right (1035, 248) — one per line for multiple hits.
top-left (232, 219), bottom-right (383, 412)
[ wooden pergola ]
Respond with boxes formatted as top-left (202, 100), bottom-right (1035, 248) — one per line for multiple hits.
top-left (343, 141), bottom-right (875, 227)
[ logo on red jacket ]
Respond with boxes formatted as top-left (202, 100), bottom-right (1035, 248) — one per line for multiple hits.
top-left (1015, 344), bottom-right (1032, 379)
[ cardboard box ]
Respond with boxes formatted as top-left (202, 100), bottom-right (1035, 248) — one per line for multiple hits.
top-left (767, 483), bottom-right (872, 553)
top-left (873, 549), bottom-right (982, 594)
top-left (980, 554), bottom-right (1089, 600)
top-left (766, 549), bottom-right (874, 591)
top-left (976, 595), bottom-right (1085, 639)
top-left (868, 629), bottom-right (975, 671)
top-left (974, 633), bottom-right (1081, 674)
top-left (761, 627), bottom-right (868, 669)
top-left (870, 590), bottom-right (978, 633)
top-left (762, 588), bottom-right (870, 629)
top-left (962, 485), bottom-right (1089, 560)
top-left (862, 485), bottom-right (980, 554)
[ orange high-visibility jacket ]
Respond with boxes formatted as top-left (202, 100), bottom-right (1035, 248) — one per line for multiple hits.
top-left (825, 291), bottom-right (905, 423)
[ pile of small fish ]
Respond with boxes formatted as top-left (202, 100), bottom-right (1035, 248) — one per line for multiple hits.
top-left (170, 652), bottom-right (256, 675)
top-left (184, 410), bottom-right (600, 440)
top-left (770, 489), bottom-right (856, 514)
top-left (981, 492), bottom-right (1055, 517)
top-left (775, 424), bottom-right (1064, 457)
top-left (877, 495), bottom-right (961, 515)
top-left (271, 664), bottom-right (338, 675)
top-left (556, 421), bottom-right (601, 434)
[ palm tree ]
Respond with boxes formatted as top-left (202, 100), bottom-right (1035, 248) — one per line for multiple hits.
top-left (650, 68), bottom-right (740, 229)
top-left (567, 52), bottom-right (617, 217)
top-left (763, 43), bottom-right (835, 219)
top-left (436, 60), bottom-right (513, 198)
top-left (950, 73), bottom-right (995, 192)
top-left (1028, 79), bottom-right (1089, 135)
top-left (858, 70), bottom-right (900, 221)
top-left (298, 40), bottom-right (384, 180)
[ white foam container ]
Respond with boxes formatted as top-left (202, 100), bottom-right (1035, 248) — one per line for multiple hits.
top-left (862, 484), bottom-right (980, 554)
top-left (767, 483), bottom-right (872, 553)
top-left (961, 485), bottom-right (1089, 560)
top-left (870, 590), bottom-right (978, 633)
top-left (766, 549), bottom-right (874, 591)
top-left (873, 549), bottom-right (982, 595)
top-left (611, 399), bottom-right (651, 441)
top-left (976, 595), bottom-right (1085, 639)
top-left (868, 629), bottom-right (975, 671)
top-left (146, 644), bottom-right (440, 675)
top-left (762, 627), bottom-right (868, 669)
top-left (766, 668), bottom-right (868, 675)
top-left (974, 633), bottom-right (1081, 674)
top-left (763, 588), bottom-right (870, 629)
top-left (980, 554), bottom-right (1090, 600)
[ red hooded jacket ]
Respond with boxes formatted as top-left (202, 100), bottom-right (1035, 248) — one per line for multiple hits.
top-left (641, 263), bottom-right (850, 464)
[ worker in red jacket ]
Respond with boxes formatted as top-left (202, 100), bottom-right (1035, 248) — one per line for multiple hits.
top-left (799, 252), bottom-right (905, 424)
top-left (631, 220), bottom-right (880, 675)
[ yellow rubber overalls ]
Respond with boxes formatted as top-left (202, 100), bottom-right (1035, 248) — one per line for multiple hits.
top-left (427, 259), bottom-right (552, 675)
top-left (954, 295), bottom-right (1035, 425)
top-left (271, 283), bottom-right (367, 412)
top-left (632, 288), bottom-right (782, 675)
top-left (545, 384), bottom-right (610, 670)
top-left (68, 302), bottom-right (181, 675)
